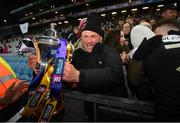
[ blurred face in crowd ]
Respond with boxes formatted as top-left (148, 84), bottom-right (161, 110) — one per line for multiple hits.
top-left (118, 19), bottom-right (124, 29)
top-left (149, 19), bottom-right (156, 26)
top-left (119, 31), bottom-right (128, 46)
top-left (81, 30), bottom-right (102, 53)
top-left (162, 9), bottom-right (178, 19)
top-left (126, 18), bottom-right (134, 26)
top-left (122, 22), bottom-right (131, 35)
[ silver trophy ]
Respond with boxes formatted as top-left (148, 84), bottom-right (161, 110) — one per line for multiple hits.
top-left (33, 23), bottom-right (60, 70)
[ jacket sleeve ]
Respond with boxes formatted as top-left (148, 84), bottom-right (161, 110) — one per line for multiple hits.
top-left (79, 48), bottom-right (124, 92)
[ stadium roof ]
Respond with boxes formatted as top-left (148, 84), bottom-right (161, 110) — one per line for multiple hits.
top-left (1, 0), bottom-right (178, 27)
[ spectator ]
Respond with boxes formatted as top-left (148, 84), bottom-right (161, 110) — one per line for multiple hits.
top-left (122, 22), bottom-right (133, 49)
top-left (130, 25), bottom-right (155, 49)
top-left (29, 13), bottom-right (127, 97)
top-left (133, 18), bottom-right (180, 121)
top-left (63, 13), bottom-right (127, 97)
top-left (103, 28), bottom-right (131, 97)
top-left (118, 19), bottom-right (124, 30)
top-left (125, 16), bottom-right (134, 27)
top-left (104, 28), bottom-right (130, 54)
top-left (161, 3), bottom-right (178, 19)
top-left (127, 25), bottom-right (155, 101)
top-left (148, 18), bottom-right (156, 27)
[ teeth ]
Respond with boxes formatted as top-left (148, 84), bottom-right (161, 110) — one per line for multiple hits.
top-left (87, 45), bottom-right (93, 49)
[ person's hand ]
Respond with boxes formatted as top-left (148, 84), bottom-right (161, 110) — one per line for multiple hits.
top-left (1, 81), bottom-right (29, 105)
top-left (120, 39), bottom-right (128, 46)
top-left (123, 40), bottom-right (129, 46)
top-left (28, 53), bottom-right (38, 74)
top-left (120, 51), bottom-right (129, 64)
top-left (62, 62), bottom-right (80, 83)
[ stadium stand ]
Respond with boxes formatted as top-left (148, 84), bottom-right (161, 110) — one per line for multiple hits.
top-left (0, 54), bottom-right (33, 81)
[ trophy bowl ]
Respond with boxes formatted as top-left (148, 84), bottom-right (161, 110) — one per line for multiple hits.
top-left (33, 36), bottom-right (60, 70)
top-left (32, 23), bottom-right (60, 71)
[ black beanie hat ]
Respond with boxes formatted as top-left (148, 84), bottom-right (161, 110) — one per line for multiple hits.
top-left (82, 13), bottom-right (103, 36)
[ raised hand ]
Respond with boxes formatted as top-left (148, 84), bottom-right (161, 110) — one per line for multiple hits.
top-left (62, 62), bottom-right (80, 83)
top-left (0, 80), bottom-right (29, 106)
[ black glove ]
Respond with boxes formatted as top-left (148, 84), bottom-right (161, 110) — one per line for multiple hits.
top-left (133, 35), bottom-right (162, 60)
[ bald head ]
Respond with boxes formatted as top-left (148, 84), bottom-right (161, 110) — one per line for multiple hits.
top-left (153, 18), bottom-right (180, 36)
top-left (155, 24), bottom-right (179, 36)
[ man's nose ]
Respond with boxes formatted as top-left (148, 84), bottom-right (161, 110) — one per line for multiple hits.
top-left (87, 37), bottom-right (92, 43)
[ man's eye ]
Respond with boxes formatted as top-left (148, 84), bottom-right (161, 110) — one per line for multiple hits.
top-left (91, 35), bottom-right (96, 38)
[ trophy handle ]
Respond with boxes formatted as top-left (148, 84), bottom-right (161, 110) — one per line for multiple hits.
top-left (33, 40), bottom-right (41, 70)
top-left (66, 41), bottom-right (74, 63)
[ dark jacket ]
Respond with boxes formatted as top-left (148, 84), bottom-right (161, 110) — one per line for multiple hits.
top-left (72, 42), bottom-right (127, 97)
top-left (134, 33), bottom-right (180, 121)
top-left (144, 43), bottom-right (180, 121)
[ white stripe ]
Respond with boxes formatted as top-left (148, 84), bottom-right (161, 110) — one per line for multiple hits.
top-left (176, 66), bottom-right (180, 72)
top-left (164, 43), bottom-right (180, 49)
top-left (8, 108), bottom-right (24, 122)
top-left (162, 35), bottom-right (180, 43)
